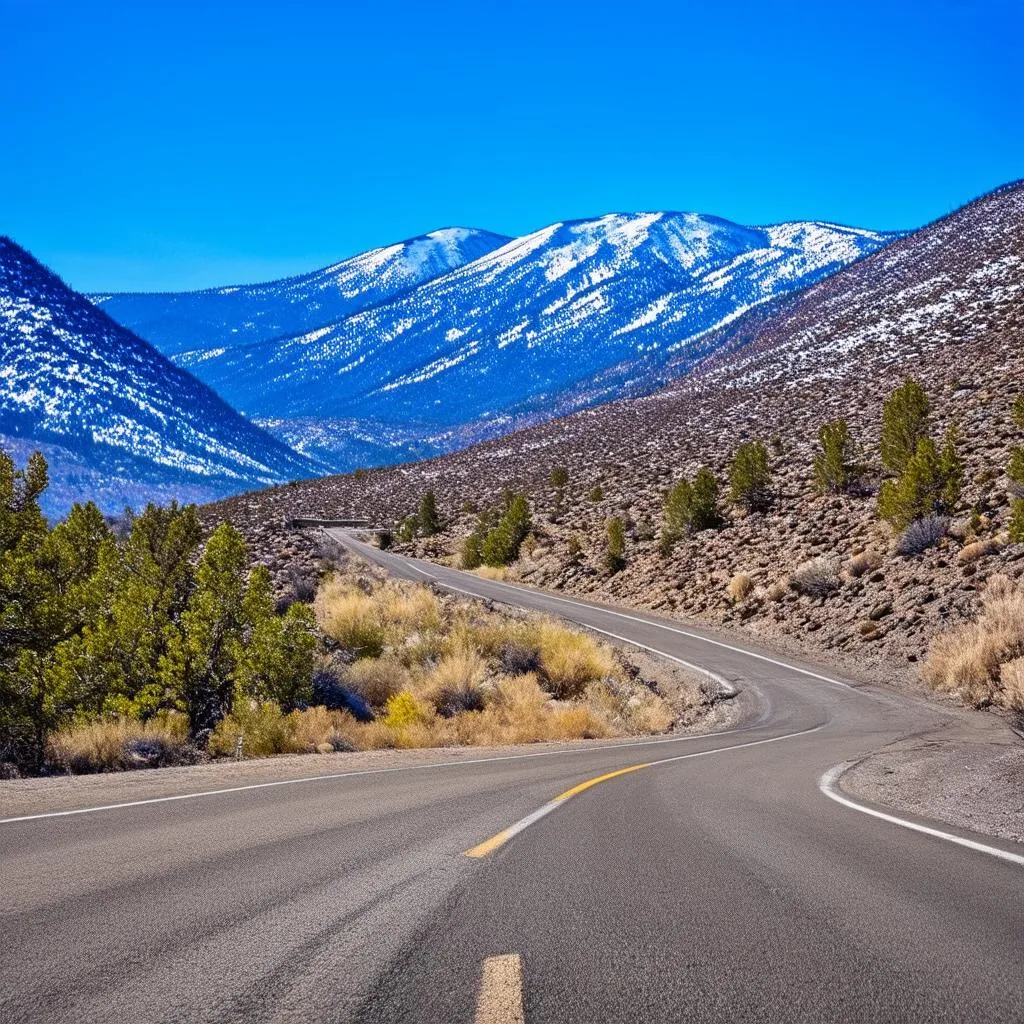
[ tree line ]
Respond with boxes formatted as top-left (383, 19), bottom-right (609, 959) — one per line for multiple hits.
top-left (0, 452), bottom-right (316, 774)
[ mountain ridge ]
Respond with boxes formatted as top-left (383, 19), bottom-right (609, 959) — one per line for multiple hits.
top-left (0, 237), bottom-right (322, 517)
top-left (95, 211), bottom-right (898, 470)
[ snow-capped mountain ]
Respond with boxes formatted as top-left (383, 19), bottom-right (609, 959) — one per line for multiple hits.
top-left (0, 237), bottom-right (321, 517)
top-left (91, 227), bottom-right (511, 356)
top-left (97, 213), bottom-right (895, 470)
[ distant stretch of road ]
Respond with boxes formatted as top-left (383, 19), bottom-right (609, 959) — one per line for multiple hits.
top-left (2, 529), bottom-right (1021, 1024)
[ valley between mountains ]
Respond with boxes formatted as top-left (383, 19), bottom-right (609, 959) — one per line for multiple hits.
top-left (4, 179), bottom-right (1024, 761)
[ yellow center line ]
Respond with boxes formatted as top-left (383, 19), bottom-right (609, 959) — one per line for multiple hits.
top-left (474, 954), bottom-right (524, 1024)
top-left (550, 762), bottom-right (652, 802)
top-left (463, 723), bottom-right (825, 858)
top-left (464, 763), bottom-right (651, 858)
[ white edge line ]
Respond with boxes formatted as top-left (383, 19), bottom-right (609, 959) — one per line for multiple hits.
top-left (0, 722), bottom-right (760, 826)
top-left (475, 723), bottom-right (825, 852)
top-left (819, 763), bottom-right (1024, 868)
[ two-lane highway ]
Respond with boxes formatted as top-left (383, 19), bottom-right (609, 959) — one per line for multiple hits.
top-left (1, 531), bottom-right (1021, 1023)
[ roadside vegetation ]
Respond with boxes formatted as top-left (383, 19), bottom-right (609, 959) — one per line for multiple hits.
top-left (1, 449), bottom-right (689, 777)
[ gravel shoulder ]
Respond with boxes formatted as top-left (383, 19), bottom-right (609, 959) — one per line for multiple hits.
top-left (841, 709), bottom-right (1024, 844)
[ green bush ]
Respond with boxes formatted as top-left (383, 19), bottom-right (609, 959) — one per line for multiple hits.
top-left (550, 466), bottom-right (569, 489)
top-left (1009, 447), bottom-right (1024, 493)
top-left (813, 419), bottom-right (856, 493)
top-left (877, 429), bottom-right (962, 529)
top-left (418, 491), bottom-right (441, 537)
top-left (461, 533), bottom-right (483, 569)
top-left (605, 517), bottom-right (626, 574)
top-left (662, 466), bottom-right (720, 552)
top-left (1013, 395), bottom-right (1024, 431)
top-left (480, 493), bottom-right (532, 567)
top-left (881, 379), bottom-right (930, 475)
top-left (729, 441), bottom-right (772, 512)
top-left (588, 485), bottom-right (603, 502)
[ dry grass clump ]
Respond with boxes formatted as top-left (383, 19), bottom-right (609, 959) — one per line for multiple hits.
top-left (584, 680), bottom-right (675, 735)
top-left (766, 577), bottom-right (790, 602)
top-left (473, 565), bottom-right (513, 581)
top-left (46, 714), bottom-right (197, 774)
top-left (345, 656), bottom-right (410, 708)
top-left (727, 573), bottom-right (754, 603)
top-left (529, 618), bottom-right (617, 698)
top-left (957, 538), bottom-right (1001, 564)
top-left (790, 557), bottom-right (841, 598)
top-left (847, 549), bottom-right (882, 578)
top-left (1000, 659), bottom-right (1024, 711)
top-left (315, 576), bottom-right (442, 658)
top-left (315, 579), bottom-right (388, 657)
top-left (923, 575), bottom-right (1024, 707)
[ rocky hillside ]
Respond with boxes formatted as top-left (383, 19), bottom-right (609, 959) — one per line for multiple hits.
top-left (0, 238), bottom-right (321, 518)
top-left (203, 180), bottom-right (1024, 684)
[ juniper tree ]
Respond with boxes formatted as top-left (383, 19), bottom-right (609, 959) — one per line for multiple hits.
top-left (235, 566), bottom-right (316, 712)
top-left (813, 419), bottom-right (855, 494)
top-left (550, 466), bottom-right (569, 513)
top-left (729, 441), bottom-right (772, 512)
top-left (881, 379), bottom-right (930, 475)
top-left (481, 493), bottom-right (532, 567)
top-left (877, 429), bottom-right (962, 530)
top-left (661, 466), bottom-right (720, 553)
top-left (1008, 447), bottom-right (1024, 494)
top-left (1013, 395), bottom-right (1024, 431)
top-left (418, 491), bottom-right (441, 537)
top-left (605, 516), bottom-right (626, 574)
top-left (1010, 500), bottom-right (1024, 544)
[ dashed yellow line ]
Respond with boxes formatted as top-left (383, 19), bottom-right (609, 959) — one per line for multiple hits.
top-left (474, 954), bottom-right (524, 1024)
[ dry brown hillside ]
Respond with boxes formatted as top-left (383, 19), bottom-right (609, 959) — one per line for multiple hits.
top-left (205, 181), bottom-right (1024, 686)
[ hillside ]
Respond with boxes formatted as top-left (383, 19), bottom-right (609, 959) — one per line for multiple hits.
top-left (204, 181), bottom-right (1024, 684)
top-left (0, 238), bottom-right (321, 518)
top-left (97, 215), bottom-right (895, 470)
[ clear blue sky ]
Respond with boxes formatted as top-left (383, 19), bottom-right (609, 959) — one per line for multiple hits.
top-left (2, 0), bottom-right (1021, 292)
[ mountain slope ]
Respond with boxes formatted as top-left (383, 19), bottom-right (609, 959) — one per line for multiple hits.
top-left (90, 227), bottom-right (511, 357)
top-left (204, 180), bottom-right (1024, 679)
top-left (98, 214), bottom-right (897, 470)
top-left (0, 238), bottom-right (321, 517)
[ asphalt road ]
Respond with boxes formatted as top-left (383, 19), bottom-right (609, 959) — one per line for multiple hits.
top-left (2, 531), bottom-right (1022, 1023)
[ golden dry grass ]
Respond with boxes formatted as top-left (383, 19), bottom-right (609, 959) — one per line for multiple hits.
top-left (529, 618), bottom-right (616, 698)
top-left (923, 575), bottom-right (1024, 707)
top-left (315, 576), bottom-right (442, 658)
top-left (473, 565), bottom-right (512, 581)
top-left (201, 572), bottom-right (680, 763)
top-left (727, 572), bottom-right (754, 603)
top-left (957, 538), bottom-right (1001, 564)
top-left (314, 580), bottom-right (388, 657)
top-left (47, 714), bottom-right (192, 773)
top-left (345, 656), bottom-right (410, 707)
top-left (1000, 658), bottom-right (1024, 711)
top-left (847, 550), bottom-right (882, 579)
